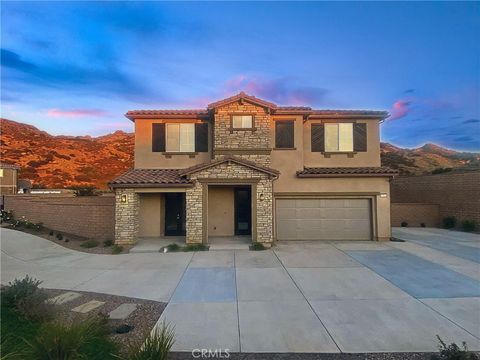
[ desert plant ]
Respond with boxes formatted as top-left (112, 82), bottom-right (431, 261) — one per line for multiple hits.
top-left (56, 233), bottom-right (63, 241)
top-left (69, 186), bottom-right (99, 197)
top-left (250, 242), bottom-right (266, 251)
top-left (122, 322), bottom-right (175, 360)
top-left (24, 315), bottom-right (117, 360)
top-left (164, 243), bottom-right (180, 252)
top-left (183, 244), bottom-right (208, 252)
top-left (401, 221), bottom-right (408, 227)
top-left (461, 220), bottom-right (476, 232)
top-left (34, 223), bottom-right (44, 232)
top-left (103, 240), bottom-right (114, 247)
top-left (49, 230), bottom-right (54, 236)
top-left (0, 210), bottom-right (14, 223)
top-left (431, 335), bottom-right (479, 360)
top-left (80, 240), bottom-right (99, 248)
top-left (2, 276), bottom-right (54, 322)
top-left (443, 216), bottom-right (456, 229)
top-left (111, 245), bottom-right (123, 254)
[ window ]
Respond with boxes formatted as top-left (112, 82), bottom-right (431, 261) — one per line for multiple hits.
top-left (325, 123), bottom-right (353, 152)
top-left (275, 121), bottom-right (294, 148)
top-left (232, 115), bottom-right (253, 129)
top-left (0, 169), bottom-right (3, 177)
top-left (166, 123), bottom-right (195, 152)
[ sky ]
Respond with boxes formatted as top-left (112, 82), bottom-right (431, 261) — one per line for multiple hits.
top-left (1, 1), bottom-right (479, 151)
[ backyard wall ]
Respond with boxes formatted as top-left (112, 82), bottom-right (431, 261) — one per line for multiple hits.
top-left (391, 171), bottom-right (480, 227)
top-left (3, 194), bottom-right (115, 240)
top-left (391, 203), bottom-right (440, 227)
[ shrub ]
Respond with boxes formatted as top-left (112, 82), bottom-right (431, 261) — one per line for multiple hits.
top-left (111, 245), bottom-right (123, 254)
top-left (0, 210), bottom-right (14, 223)
top-left (56, 233), bottom-right (63, 241)
top-left (24, 315), bottom-right (117, 360)
top-left (165, 243), bottom-right (181, 252)
top-left (49, 230), bottom-right (54, 236)
top-left (432, 167), bottom-right (453, 175)
top-left (34, 223), bottom-right (43, 232)
top-left (80, 240), bottom-right (99, 248)
top-left (25, 221), bottom-right (34, 229)
top-left (421, 223), bottom-right (426, 227)
top-left (69, 185), bottom-right (99, 197)
top-left (431, 336), bottom-right (479, 360)
top-left (123, 322), bottom-right (175, 360)
top-left (103, 240), bottom-right (114, 247)
top-left (183, 244), bottom-right (208, 252)
top-left (443, 216), bottom-right (456, 229)
top-left (65, 238), bottom-right (70, 243)
top-left (250, 242), bottom-right (266, 251)
top-left (461, 220), bottom-right (476, 232)
top-left (401, 221), bottom-right (408, 227)
top-left (2, 276), bottom-right (54, 322)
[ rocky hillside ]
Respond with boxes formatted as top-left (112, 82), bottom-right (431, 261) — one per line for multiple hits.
top-left (1, 118), bottom-right (478, 188)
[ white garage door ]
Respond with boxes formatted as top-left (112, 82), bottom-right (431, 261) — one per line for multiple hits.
top-left (276, 198), bottom-right (372, 240)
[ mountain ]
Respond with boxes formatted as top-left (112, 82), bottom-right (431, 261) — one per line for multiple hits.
top-left (0, 119), bottom-right (133, 189)
top-left (1, 119), bottom-right (479, 189)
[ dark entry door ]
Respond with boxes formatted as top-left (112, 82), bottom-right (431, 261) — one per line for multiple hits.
top-left (234, 187), bottom-right (251, 235)
top-left (165, 193), bottom-right (186, 236)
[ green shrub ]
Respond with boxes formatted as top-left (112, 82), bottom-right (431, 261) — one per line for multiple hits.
top-left (25, 222), bottom-right (35, 229)
top-left (401, 221), bottom-right (408, 227)
top-left (165, 243), bottom-right (181, 252)
top-left (1, 210), bottom-right (14, 223)
top-left (421, 223), bottom-right (426, 227)
top-left (34, 223), bottom-right (44, 232)
top-left (443, 216), bottom-right (456, 229)
top-left (2, 276), bottom-right (54, 322)
top-left (103, 240), bottom-right (114, 247)
top-left (69, 186), bottom-right (99, 197)
top-left (49, 230), bottom-right (54, 236)
top-left (461, 220), bottom-right (476, 232)
top-left (80, 240), bottom-right (99, 248)
top-left (24, 315), bottom-right (118, 360)
top-left (111, 245), bottom-right (123, 254)
top-left (56, 233), bottom-right (63, 241)
top-left (431, 336), bottom-right (479, 360)
top-left (250, 242), bottom-right (266, 251)
top-left (183, 244), bottom-right (208, 252)
top-left (123, 322), bottom-right (174, 360)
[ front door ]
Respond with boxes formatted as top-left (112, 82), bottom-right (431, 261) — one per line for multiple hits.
top-left (165, 193), bottom-right (186, 236)
top-left (234, 187), bottom-right (251, 235)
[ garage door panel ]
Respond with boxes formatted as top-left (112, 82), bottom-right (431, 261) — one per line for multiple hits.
top-left (276, 198), bottom-right (372, 241)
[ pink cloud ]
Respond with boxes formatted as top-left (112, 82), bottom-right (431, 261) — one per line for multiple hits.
top-left (47, 108), bottom-right (108, 118)
top-left (388, 100), bottom-right (411, 120)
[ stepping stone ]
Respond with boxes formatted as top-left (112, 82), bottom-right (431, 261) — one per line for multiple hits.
top-left (108, 303), bottom-right (138, 320)
top-left (47, 292), bottom-right (82, 305)
top-left (72, 300), bottom-right (105, 314)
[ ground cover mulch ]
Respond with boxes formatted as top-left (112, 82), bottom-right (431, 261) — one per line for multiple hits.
top-left (43, 288), bottom-right (166, 348)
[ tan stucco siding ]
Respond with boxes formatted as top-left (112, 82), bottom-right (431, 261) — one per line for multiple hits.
top-left (134, 119), bottom-right (211, 169)
top-left (138, 194), bottom-right (164, 237)
top-left (273, 177), bottom-right (392, 241)
top-left (0, 168), bottom-right (18, 195)
top-left (208, 186), bottom-right (234, 236)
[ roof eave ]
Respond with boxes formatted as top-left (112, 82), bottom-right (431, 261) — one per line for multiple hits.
top-left (296, 173), bottom-right (398, 178)
top-left (109, 183), bottom-right (194, 189)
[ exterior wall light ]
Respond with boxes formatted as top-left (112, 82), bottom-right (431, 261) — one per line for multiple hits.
top-left (380, 193), bottom-right (388, 198)
top-left (121, 194), bottom-right (128, 203)
top-left (259, 193), bottom-right (265, 202)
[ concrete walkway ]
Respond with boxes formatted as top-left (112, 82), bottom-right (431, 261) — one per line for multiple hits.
top-left (1, 227), bottom-right (479, 353)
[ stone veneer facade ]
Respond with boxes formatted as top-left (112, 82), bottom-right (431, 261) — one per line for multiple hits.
top-left (114, 188), bottom-right (139, 245)
top-left (185, 161), bottom-right (274, 245)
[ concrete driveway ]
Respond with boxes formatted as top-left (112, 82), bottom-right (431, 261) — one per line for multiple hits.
top-left (1, 227), bottom-right (479, 353)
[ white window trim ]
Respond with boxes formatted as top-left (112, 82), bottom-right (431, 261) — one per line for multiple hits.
top-left (232, 115), bottom-right (254, 129)
top-left (166, 123), bottom-right (195, 153)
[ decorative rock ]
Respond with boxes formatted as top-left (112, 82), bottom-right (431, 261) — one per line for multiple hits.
top-left (47, 291), bottom-right (82, 305)
top-left (71, 300), bottom-right (105, 313)
top-left (108, 303), bottom-right (138, 320)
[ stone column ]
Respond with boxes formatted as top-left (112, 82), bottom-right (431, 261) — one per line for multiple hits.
top-left (185, 181), bottom-right (203, 244)
top-left (255, 179), bottom-right (274, 246)
top-left (114, 188), bottom-right (139, 245)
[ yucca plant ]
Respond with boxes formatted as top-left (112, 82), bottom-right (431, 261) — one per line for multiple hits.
top-left (122, 322), bottom-right (175, 360)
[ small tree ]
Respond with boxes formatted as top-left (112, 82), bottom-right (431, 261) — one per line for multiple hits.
top-left (69, 185), bottom-right (99, 197)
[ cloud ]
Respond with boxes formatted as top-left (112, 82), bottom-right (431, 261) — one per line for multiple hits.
top-left (388, 100), bottom-right (412, 120)
top-left (47, 108), bottom-right (109, 118)
top-left (404, 89), bottom-right (415, 94)
top-left (462, 118), bottom-right (480, 124)
top-left (1, 48), bottom-right (37, 72)
top-left (222, 75), bottom-right (328, 105)
top-left (454, 136), bottom-right (475, 142)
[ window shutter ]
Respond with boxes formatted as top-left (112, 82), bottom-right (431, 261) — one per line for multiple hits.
top-left (152, 123), bottom-right (165, 152)
top-left (195, 123), bottom-right (209, 152)
top-left (311, 124), bottom-right (325, 152)
top-left (275, 121), bottom-right (294, 148)
top-left (353, 123), bottom-right (367, 152)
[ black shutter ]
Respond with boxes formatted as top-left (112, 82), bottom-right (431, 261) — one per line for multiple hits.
top-left (152, 123), bottom-right (165, 152)
top-left (275, 121), bottom-right (294, 148)
top-left (353, 123), bottom-right (367, 152)
top-left (195, 123), bottom-right (209, 152)
top-left (311, 124), bottom-right (325, 152)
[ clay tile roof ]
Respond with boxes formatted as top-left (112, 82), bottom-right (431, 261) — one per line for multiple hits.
top-left (109, 169), bottom-right (193, 188)
top-left (297, 167), bottom-right (399, 178)
top-left (309, 110), bottom-right (389, 118)
top-left (180, 155), bottom-right (280, 177)
top-left (277, 106), bottom-right (313, 111)
top-left (0, 163), bottom-right (20, 170)
top-left (207, 92), bottom-right (278, 110)
top-left (125, 109), bottom-right (209, 120)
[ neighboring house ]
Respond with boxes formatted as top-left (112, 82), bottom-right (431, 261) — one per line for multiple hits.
top-left (110, 92), bottom-right (397, 246)
top-left (0, 163), bottom-right (19, 195)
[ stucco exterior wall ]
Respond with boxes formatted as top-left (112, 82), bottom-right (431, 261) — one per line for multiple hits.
top-left (208, 186), bottom-right (235, 236)
top-left (0, 168), bottom-right (18, 195)
top-left (139, 193), bottom-right (164, 237)
top-left (391, 203), bottom-right (440, 227)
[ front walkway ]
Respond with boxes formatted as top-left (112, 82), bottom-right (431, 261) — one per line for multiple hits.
top-left (1, 227), bottom-right (479, 353)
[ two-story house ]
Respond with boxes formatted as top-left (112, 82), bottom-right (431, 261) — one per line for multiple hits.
top-left (110, 92), bottom-right (397, 246)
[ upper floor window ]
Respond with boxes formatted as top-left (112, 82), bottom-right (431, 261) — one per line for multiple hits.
top-left (232, 115), bottom-right (253, 129)
top-left (152, 122), bottom-right (208, 153)
top-left (325, 123), bottom-right (353, 152)
top-left (0, 169), bottom-right (3, 177)
top-left (275, 120), bottom-right (294, 149)
top-left (166, 123), bottom-right (194, 152)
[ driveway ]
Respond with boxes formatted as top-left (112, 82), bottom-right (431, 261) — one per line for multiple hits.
top-left (1, 227), bottom-right (479, 353)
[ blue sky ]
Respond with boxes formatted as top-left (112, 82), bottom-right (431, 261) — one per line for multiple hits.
top-left (1, 1), bottom-right (479, 151)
